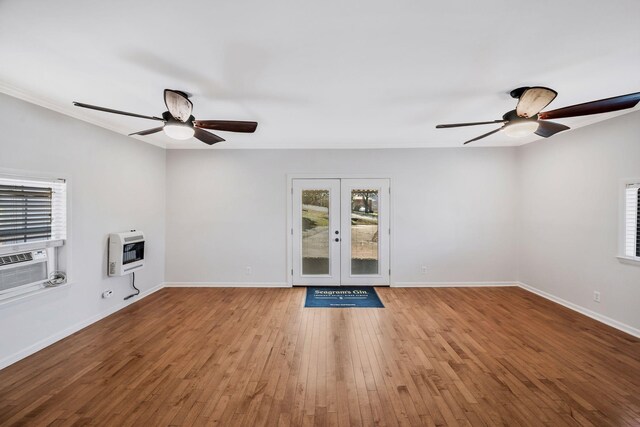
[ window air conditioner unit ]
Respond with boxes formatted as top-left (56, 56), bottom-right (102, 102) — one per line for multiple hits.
top-left (0, 248), bottom-right (54, 298)
top-left (108, 231), bottom-right (145, 276)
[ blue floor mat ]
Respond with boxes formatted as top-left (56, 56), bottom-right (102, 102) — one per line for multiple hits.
top-left (305, 286), bottom-right (384, 308)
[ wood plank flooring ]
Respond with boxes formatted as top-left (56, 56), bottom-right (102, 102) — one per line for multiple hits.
top-left (0, 287), bottom-right (639, 426)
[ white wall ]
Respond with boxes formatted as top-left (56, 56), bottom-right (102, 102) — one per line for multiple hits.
top-left (165, 148), bottom-right (519, 285)
top-left (0, 93), bottom-right (166, 367)
top-left (517, 111), bottom-right (640, 332)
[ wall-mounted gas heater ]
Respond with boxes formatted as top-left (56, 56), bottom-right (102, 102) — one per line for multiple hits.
top-left (108, 231), bottom-right (145, 276)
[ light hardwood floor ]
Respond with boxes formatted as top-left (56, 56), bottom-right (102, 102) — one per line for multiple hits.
top-left (0, 287), bottom-right (639, 426)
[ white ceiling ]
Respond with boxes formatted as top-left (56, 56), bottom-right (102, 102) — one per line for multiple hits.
top-left (1, 0), bottom-right (639, 149)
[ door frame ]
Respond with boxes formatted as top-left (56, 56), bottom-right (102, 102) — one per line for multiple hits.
top-left (286, 173), bottom-right (394, 287)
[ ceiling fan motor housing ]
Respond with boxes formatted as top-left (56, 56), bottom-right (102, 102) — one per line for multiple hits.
top-left (162, 111), bottom-right (195, 126)
top-left (502, 109), bottom-right (537, 122)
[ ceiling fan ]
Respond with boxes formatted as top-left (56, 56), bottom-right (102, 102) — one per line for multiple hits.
top-left (73, 89), bottom-right (258, 145)
top-left (435, 87), bottom-right (640, 145)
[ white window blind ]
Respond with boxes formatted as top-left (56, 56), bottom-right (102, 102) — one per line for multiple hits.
top-left (0, 177), bottom-right (67, 247)
top-left (625, 183), bottom-right (640, 259)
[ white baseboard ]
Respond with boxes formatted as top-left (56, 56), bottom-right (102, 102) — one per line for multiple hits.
top-left (517, 281), bottom-right (640, 338)
top-left (392, 281), bottom-right (518, 288)
top-left (164, 282), bottom-right (290, 288)
top-left (0, 282), bottom-right (165, 371)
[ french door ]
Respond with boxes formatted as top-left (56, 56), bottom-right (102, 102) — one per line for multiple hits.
top-left (292, 178), bottom-right (390, 286)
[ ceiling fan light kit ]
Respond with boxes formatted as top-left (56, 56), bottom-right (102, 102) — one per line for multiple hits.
top-left (436, 87), bottom-right (640, 145)
top-left (73, 89), bottom-right (258, 146)
top-left (503, 121), bottom-right (539, 138)
top-left (163, 122), bottom-right (195, 140)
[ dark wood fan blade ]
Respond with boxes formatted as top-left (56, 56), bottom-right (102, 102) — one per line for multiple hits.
top-left (463, 127), bottom-right (504, 145)
top-left (535, 120), bottom-right (570, 138)
top-left (436, 120), bottom-right (506, 129)
top-left (194, 128), bottom-right (225, 145)
top-left (129, 127), bottom-right (164, 136)
top-left (538, 92), bottom-right (640, 120)
top-left (73, 102), bottom-right (164, 121)
top-left (164, 89), bottom-right (193, 122)
top-left (194, 120), bottom-right (258, 133)
top-left (516, 87), bottom-right (557, 118)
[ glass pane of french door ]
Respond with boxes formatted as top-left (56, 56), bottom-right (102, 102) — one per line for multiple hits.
top-left (340, 179), bottom-right (389, 286)
top-left (292, 179), bottom-right (341, 285)
top-left (350, 188), bottom-right (379, 275)
top-left (301, 189), bottom-right (330, 274)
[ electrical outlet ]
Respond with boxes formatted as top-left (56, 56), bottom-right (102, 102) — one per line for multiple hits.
top-left (593, 291), bottom-right (601, 303)
top-left (102, 290), bottom-right (114, 299)
top-left (421, 266), bottom-right (427, 274)
top-left (245, 266), bottom-right (252, 276)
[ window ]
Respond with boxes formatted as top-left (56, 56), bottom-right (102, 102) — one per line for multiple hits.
top-left (0, 177), bottom-right (67, 247)
top-left (624, 182), bottom-right (640, 260)
top-left (0, 175), bottom-right (67, 301)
